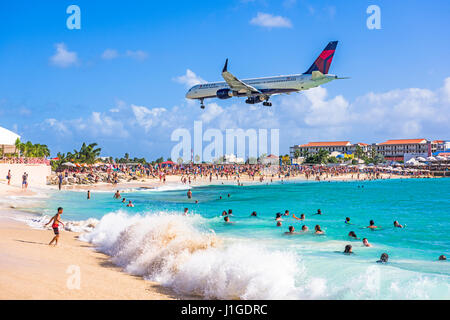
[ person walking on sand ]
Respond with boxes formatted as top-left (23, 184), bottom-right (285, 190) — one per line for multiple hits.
top-left (58, 173), bottom-right (63, 190)
top-left (6, 170), bottom-right (11, 185)
top-left (22, 172), bottom-right (28, 189)
top-left (44, 207), bottom-right (65, 246)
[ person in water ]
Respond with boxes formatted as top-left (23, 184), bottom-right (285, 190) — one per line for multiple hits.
top-left (44, 207), bottom-right (65, 246)
top-left (276, 221), bottom-right (282, 227)
top-left (183, 208), bottom-right (189, 216)
top-left (367, 220), bottom-right (380, 229)
top-left (348, 231), bottom-right (359, 239)
top-left (301, 225), bottom-right (308, 232)
top-left (187, 189), bottom-right (192, 199)
top-left (224, 216), bottom-right (233, 223)
top-left (285, 226), bottom-right (299, 235)
top-left (393, 221), bottom-right (404, 228)
top-left (113, 190), bottom-right (121, 199)
top-left (250, 211), bottom-right (257, 217)
top-left (284, 210), bottom-right (290, 216)
top-left (221, 210), bottom-right (227, 216)
top-left (293, 213), bottom-right (305, 220)
top-left (377, 253), bottom-right (389, 263)
top-left (126, 200), bottom-right (134, 207)
top-left (344, 245), bottom-right (353, 254)
top-left (362, 238), bottom-right (372, 247)
top-left (439, 255), bottom-right (446, 261)
top-left (275, 213), bottom-right (282, 221)
top-left (314, 209), bottom-right (322, 215)
top-left (345, 217), bottom-right (352, 225)
top-left (228, 209), bottom-right (233, 216)
top-left (122, 198), bottom-right (126, 203)
top-left (87, 190), bottom-right (91, 200)
top-left (314, 225), bottom-right (324, 234)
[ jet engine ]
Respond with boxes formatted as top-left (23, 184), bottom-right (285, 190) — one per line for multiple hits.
top-left (245, 96), bottom-right (265, 104)
top-left (216, 89), bottom-right (233, 99)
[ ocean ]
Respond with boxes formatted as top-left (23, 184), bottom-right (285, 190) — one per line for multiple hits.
top-left (26, 178), bottom-right (450, 299)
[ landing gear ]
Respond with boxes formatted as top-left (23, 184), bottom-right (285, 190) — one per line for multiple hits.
top-left (200, 98), bottom-right (205, 109)
top-left (263, 97), bottom-right (272, 107)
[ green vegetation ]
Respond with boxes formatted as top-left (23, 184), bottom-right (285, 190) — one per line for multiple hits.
top-left (14, 138), bottom-right (50, 158)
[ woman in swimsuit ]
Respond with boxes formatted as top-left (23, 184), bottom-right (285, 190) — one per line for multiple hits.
top-left (44, 207), bottom-right (65, 246)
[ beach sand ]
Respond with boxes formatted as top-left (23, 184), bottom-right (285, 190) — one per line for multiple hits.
top-left (0, 214), bottom-right (178, 300)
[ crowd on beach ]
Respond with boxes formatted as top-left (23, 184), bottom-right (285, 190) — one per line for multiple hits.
top-left (48, 162), bottom-right (436, 187)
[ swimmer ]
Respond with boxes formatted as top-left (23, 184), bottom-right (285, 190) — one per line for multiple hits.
top-left (344, 244), bottom-right (353, 254)
top-left (393, 221), bottom-right (404, 228)
top-left (362, 238), bottom-right (372, 247)
top-left (250, 211), bottom-right (257, 217)
top-left (301, 225), bottom-right (308, 232)
top-left (187, 189), bottom-right (192, 199)
top-left (314, 225), bottom-right (324, 234)
top-left (345, 217), bottom-right (353, 225)
top-left (113, 190), bottom-right (121, 199)
top-left (195, 200), bottom-right (199, 204)
top-left (126, 200), bottom-right (134, 207)
top-left (224, 216), bottom-right (233, 223)
top-left (227, 194), bottom-right (230, 198)
top-left (366, 220), bottom-right (380, 229)
top-left (87, 190), bottom-right (91, 200)
top-left (314, 209), bottom-right (322, 215)
top-left (121, 198), bottom-right (126, 203)
top-left (439, 255), bottom-right (446, 261)
top-left (348, 231), bottom-right (359, 239)
top-left (284, 210), bottom-right (290, 216)
top-left (377, 253), bottom-right (389, 263)
top-left (222, 210), bottom-right (227, 216)
top-left (228, 209), bottom-right (233, 215)
top-left (219, 196), bottom-right (222, 200)
top-left (275, 213), bottom-right (283, 221)
top-left (284, 226), bottom-right (299, 235)
top-left (276, 221), bottom-right (282, 227)
top-left (183, 208), bottom-right (189, 216)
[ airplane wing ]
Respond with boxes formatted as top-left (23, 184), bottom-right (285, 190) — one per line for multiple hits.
top-left (221, 59), bottom-right (261, 95)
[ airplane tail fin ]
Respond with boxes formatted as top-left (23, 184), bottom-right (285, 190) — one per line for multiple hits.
top-left (304, 41), bottom-right (338, 75)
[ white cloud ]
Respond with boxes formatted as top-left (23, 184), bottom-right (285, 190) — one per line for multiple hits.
top-left (45, 118), bottom-right (69, 134)
top-left (174, 69), bottom-right (206, 88)
top-left (50, 43), bottom-right (78, 68)
top-left (250, 12), bottom-right (292, 28)
top-left (101, 49), bottom-right (119, 60)
top-left (200, 103), bottom-right (224, 124)
top-left (126, 50), bottom-right (148, 61)
top-left (131, 105), bottom-right (167, 132)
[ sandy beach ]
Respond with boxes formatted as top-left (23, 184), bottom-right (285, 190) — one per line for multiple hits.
top-left (0, 213), bottom-right (179, 300)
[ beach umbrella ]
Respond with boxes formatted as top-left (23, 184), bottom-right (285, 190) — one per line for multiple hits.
top-left (61, 162), bottom-right (76, 167)
top-left (426, 156), bottom-right (437, 161)
top-left (417, 157), bottom-right (426, 162)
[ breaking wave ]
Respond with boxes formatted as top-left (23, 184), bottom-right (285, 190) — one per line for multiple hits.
top-left (79, 211), bottom-right (326, 299)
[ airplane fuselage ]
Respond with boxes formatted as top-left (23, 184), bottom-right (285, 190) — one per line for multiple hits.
top-left (186, 73), bottom-right (336, 100)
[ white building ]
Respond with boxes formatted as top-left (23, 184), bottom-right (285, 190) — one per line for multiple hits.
top-left (0, 126), bottom-right (20, 155)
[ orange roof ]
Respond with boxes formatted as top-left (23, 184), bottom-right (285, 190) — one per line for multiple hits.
top-left (356, 142), bottom-right (369, 146)
top-left (433, 140), bottom-right (444, 144)
top-left (379, 139), bottom-right (427, 145)
top-left (300, 141), bottom-right (351, 147)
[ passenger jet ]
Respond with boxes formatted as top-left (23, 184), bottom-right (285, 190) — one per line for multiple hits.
top-left (186, 41), bottom-right (347, 109)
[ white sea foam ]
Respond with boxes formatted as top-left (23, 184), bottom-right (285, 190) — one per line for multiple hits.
top-left (79, 211), bottom-right (328, 299)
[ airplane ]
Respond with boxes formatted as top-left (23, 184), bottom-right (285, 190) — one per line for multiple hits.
top-left (186, 41), bottom-right (348, 109)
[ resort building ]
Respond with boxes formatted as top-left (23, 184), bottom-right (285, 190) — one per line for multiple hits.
top-left (376, 139), bottom-right (431, 162)
top-left (259, 154), bottom-right (279, 165)
top-left (290, 141), bottom-right (371, 158)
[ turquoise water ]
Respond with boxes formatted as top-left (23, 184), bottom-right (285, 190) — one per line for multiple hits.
top-left (34, 178), bottom-right (450, 299)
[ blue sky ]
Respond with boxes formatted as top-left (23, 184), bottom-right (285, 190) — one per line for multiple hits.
top-left (0, 0), bottom-right (449, 159)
